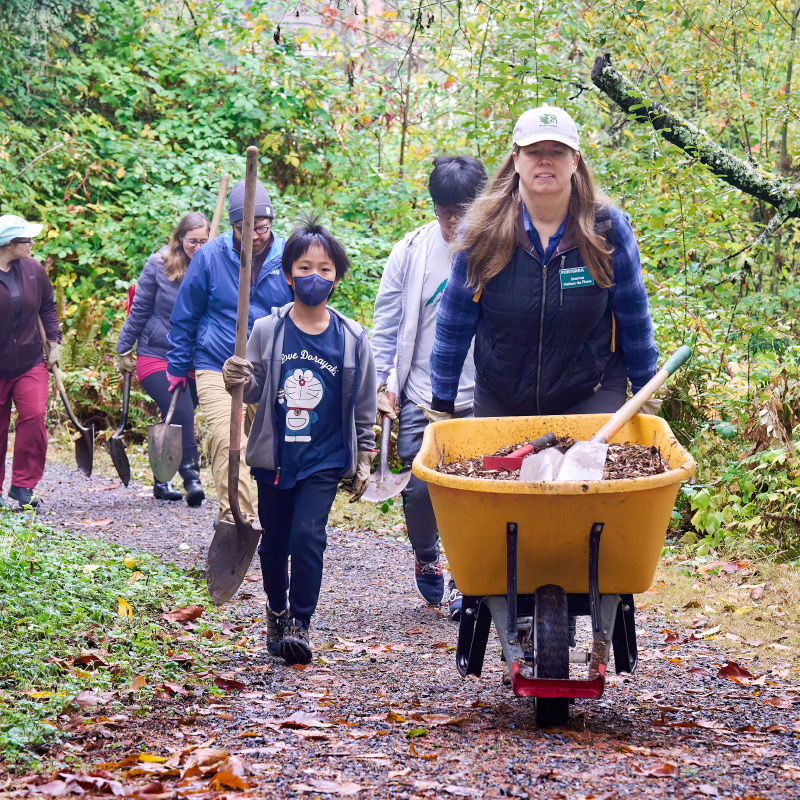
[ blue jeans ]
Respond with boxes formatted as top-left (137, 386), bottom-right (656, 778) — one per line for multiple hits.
top-left (256, 468), bottom-right (340, 628)
top-left (396, 400), bottom-right (473, 561)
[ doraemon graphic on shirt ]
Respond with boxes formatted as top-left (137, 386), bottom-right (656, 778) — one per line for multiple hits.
top-left (279, 368), bottom-right (324, 442)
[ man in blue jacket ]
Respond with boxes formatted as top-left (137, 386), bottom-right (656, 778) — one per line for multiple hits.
top-left (167, 180), bottom-right (292, 524)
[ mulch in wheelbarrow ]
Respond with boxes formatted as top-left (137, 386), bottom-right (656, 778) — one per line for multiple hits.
top-left (438, 437), bottom-right (671, 481)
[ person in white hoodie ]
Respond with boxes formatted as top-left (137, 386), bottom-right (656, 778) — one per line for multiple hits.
top-left (371, 156), bottom-right (487, 620)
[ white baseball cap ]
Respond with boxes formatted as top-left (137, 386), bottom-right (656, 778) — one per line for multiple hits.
top-left (512, 106), bottom-right (580, 151)
top-left (0, 214), bottom-right (43, 246)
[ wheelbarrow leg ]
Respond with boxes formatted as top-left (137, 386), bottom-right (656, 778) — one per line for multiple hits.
top-left (612, 594), bottom-right (638, 674)
top-left (506, 522), bottom-right (518, 644)
top-left (456, 597), bottom-right (492, 678)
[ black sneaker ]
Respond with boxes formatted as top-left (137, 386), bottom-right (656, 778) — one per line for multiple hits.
top-left (414, 549), bottom-right (444, 605)
top-left (447, 578), bottom-right (463, 622)
top-left (281, 619), bottom-right (312, 665)
top-left (9, 485), bottom-right (39, 508)
top-left (153, 481), bottom-right (182, 501)
top-left (265, 606), bottom-right (287, 656)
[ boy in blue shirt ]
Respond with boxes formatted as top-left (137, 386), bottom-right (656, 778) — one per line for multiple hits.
top-left (222, 215), bottom-right (377, 665)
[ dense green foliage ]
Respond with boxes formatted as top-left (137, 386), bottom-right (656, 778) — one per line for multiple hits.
top-left (2, 0), bottom-right (800, 557)
top-left (0, 510), bottom-right (223, 764)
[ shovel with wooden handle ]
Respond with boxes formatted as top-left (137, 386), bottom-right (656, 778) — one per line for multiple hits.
top-left (207, 147), bottom-right (263, 605)
top-left (519, 345), bottom-right (692, 483)
top-left (209, 173), bottom-right (230, 239)
top-left (38, 319), bottom-right (94, 477)
top-left (106, 370), bottom-right (131, 486)
top-left (147, 386), bottom-right (183, 483)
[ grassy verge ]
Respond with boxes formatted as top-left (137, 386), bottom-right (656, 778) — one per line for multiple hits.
top-left (0, 509), bottom-right (229, 766)
top-left (640, 557), bottom-right (800, 678)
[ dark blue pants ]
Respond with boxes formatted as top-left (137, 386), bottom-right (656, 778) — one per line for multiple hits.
top-left (256, 468), bottom-right (340, 628)
top-left (140, 370), bottom-right (199, 462)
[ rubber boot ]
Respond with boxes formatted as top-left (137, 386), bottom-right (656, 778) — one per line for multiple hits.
top-left (153, 480), bottom-right (182, 501)
top-left (179, 459), bottom-right (205, 508)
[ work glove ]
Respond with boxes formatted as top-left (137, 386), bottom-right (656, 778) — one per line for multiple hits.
top-left (166, 372), bottom-right (187, 393)
top-left (418, 404), bottom-right (452, 424)
top-left (116, 349), bottom-right (134, 374)
top-left (44, 341), bottom-right (60, 370)
top-left (377, 384), bottom-right (399, 421)
top-left (640, 398), bottom-right (663, 416)
top-left (222, 355), bottom-right (253, 393)
top-left (348, 450), bottom-right (373, 502)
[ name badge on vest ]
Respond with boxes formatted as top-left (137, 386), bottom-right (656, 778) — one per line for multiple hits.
top-left (559, 266), bottom-right (595, 289)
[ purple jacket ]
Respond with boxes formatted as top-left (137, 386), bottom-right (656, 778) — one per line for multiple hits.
top-left (0, 257), bottom-right (61, 379)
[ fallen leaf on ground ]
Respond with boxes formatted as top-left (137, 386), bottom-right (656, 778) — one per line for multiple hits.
top-left (82, 519), bottom-right (114, 528)
top-left (290, 778), bottom-right (363, 796)
top-left (117, 597), bottom-right (133, 617)
top-left (718, 661), bottom-right (754, 679)
top-left (161, 605), bottom-right (204, 622)
top-left (213, 675), bottom-right (247, 692)
top-left (632, 761), bottom-right (678, 777)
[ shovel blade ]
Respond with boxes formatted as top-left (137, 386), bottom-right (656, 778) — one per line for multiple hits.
top-left (147, 422), bottom-right (183, 483)
top-left (206, 519), bottom-right (262, 605)
top-left (107, 436), bottom-right (131, 487)
top-left (361, 466), bottom-right (412, 503)
top-left (519, 446), bottom-right (565, 482)
top-left (75, 427), bottom-right (95, 478)
top-left (555, 441), bottom-right (608, 482)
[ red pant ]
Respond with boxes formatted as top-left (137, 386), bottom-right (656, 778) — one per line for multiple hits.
top-left (0, 361), bottom-right (49, 490)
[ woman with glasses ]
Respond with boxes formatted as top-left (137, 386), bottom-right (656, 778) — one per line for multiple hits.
top-left (371, 155), bottom-right (487, 621)
top-left (167, 181), bottom-right (292, 528)
top-left (116, 211), bottom-right (210, 505)
top-left (0, 214), bottom-right (61, 508)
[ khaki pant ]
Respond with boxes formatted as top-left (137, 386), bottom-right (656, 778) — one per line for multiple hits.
top-left (196, 370), bottom-right (256, 523)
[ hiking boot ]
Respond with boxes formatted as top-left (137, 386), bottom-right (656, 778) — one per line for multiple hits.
top-left (281, 619), bottom-right (312, 665)
top-left (9, 485), bottom-right (39, 508)
top-left (414, 549), bottom-right (444, 605)
top-left (447, 578), bottom-right (463, 622)
top-left (265, 605), bottom-right (287, 656)
top-left (153, 481), bottom-right (182, 501)
top-left (178, 460), bottom-right (205, 508)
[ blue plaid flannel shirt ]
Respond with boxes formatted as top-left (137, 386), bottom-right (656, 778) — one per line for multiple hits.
top-left (430, 203), bottom-right (659, 409)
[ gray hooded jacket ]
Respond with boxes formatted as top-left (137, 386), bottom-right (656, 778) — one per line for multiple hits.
top-left (242, 303), bottom-right (377, 478)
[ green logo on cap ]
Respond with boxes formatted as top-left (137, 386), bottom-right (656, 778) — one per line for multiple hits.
top-left (540, 113), bottom-right (558, 125)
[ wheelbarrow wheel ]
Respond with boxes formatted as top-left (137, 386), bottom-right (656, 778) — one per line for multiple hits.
top-left (534, 584), bottom-right (569, 728)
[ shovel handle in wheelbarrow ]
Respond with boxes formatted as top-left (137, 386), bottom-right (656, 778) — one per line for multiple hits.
top-left (591, 345), bottom-right (692, 445)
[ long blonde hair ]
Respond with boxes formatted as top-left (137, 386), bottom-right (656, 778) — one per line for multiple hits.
top-left (455, 148), bottom-right (614, 290)
top-left (163, 212), bottom-right (210, 281)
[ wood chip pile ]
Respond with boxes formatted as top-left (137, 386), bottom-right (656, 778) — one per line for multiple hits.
top-left (437, 438), bottom-right (670, 481)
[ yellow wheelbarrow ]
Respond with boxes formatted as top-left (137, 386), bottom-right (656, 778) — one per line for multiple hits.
top-left (412, 413), bottom-right (695, 727)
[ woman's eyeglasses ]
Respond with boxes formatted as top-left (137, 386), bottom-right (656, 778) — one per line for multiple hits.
top-left (184, 238), bottom-right (208, 247)
top-left (12, 238), bottom-right (33, 245)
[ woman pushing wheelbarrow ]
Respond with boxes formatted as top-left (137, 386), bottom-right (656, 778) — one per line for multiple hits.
top-left (415, 107), bottom-right (695, 726)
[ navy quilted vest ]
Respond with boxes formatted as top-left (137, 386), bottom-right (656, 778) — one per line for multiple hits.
top-left (473, 203), bottom-right (622, 415)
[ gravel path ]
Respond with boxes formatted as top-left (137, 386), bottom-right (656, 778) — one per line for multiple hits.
top-left (11, 458), bottom-right (800, 798)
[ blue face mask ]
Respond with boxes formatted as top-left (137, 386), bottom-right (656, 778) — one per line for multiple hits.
top-left (293, 273), bottom-right (334, 306)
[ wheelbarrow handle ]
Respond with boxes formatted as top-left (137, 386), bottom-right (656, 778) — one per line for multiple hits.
top-left (592, 345), bottom-right (692, 444)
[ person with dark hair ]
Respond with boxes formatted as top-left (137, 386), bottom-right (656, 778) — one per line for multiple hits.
top-left (429, 106), bottom-right (659, 420)
top-left (0, 215), bottom-right (61, 509)
top-left (116, 211), bottom-right (210, 505)
top-left (371, 155), bottom-right (487, 621)
top-left (222, 213), bottom-right (377, 665)
top-left (167, 180), bottom-right (292, 526)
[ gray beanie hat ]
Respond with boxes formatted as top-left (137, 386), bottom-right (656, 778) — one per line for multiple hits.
top-left (227, 180), bottom-right (274, 224)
